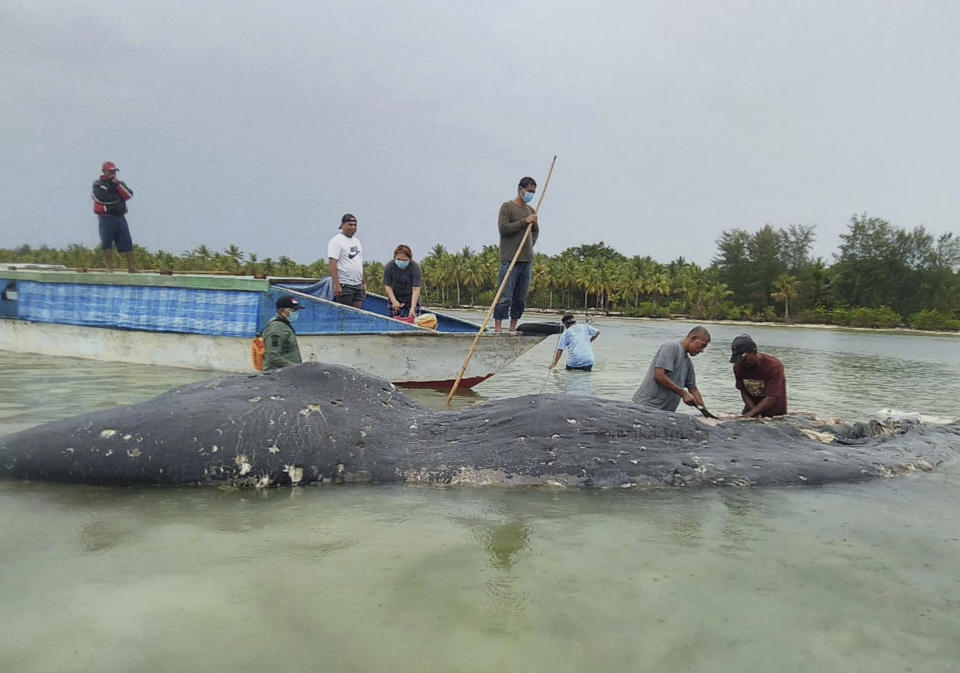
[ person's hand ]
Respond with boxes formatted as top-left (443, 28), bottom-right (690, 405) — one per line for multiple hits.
top-left (681, 391), bottom-right (696, 406)
top-left (407, 308), bottom-right (416, 319)
top-left (524, 213), bottom-right (538, 224)
top-left (333, 282), bottom-right (342, 297)
top-left (390, 298), bottom-right (401, 313)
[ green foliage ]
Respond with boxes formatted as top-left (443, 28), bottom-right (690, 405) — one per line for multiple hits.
top-left (846, 306), bottom-right (902, 328)
top-left (909, 309), bottom-right (952, 331)
top-left (1, 224), bottom-right (957, 332)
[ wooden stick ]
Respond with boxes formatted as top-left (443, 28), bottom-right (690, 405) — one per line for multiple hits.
top-left (445, 155), bottom-right (557, 403)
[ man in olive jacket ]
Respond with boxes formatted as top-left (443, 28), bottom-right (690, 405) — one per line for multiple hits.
top-left (262, 296), bottom-right (304, 371)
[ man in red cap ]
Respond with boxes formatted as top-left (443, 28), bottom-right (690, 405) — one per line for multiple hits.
top-left (91, 161), bottom-right (136, 272)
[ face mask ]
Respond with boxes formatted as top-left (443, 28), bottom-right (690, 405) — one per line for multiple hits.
top-left (522, 191), bottom-right (534, 204)
top-left (395, 259), bottom-right (410, 269)
top-left (288, 311), bottom-right (300, 323)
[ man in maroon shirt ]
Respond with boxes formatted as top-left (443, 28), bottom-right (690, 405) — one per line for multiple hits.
top-left (730, 334), bottom-right (788, 417)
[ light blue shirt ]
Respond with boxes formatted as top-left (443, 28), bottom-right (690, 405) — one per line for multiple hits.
top-left (558, 323), bottom-right (599, 368)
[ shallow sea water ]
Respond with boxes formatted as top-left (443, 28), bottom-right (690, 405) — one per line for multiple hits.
top-left (1, 316), bottom-right (958, 673)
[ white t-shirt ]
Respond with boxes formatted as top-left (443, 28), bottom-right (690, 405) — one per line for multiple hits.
top-left (327, 233), bottom-right (364, 286)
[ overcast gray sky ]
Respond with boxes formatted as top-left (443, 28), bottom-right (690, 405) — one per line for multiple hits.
top-left (2, 0), bottom-right (957, 266)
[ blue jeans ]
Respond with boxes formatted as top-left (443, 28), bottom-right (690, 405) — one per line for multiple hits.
top-left (494, 261), bottom-right (532, 321)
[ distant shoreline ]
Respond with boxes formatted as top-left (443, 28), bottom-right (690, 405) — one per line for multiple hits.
top-left (440, 305), bottom-right (960, 338)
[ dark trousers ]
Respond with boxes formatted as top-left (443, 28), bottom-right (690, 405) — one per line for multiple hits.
top-left (493, 261), bottom-right (532, 321)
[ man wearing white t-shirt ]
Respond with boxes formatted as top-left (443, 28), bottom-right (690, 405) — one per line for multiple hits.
top-left (328, 213), bottom-right (365, 308)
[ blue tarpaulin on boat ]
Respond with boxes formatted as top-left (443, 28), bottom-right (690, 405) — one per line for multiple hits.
top-left (0, 280), bottom-right (16, 319)
top-left (18, 282), bottom-right (260, 337)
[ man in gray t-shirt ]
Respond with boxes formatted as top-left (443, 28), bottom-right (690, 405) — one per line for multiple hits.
top-left (632, 326), bottom-right (711, 412)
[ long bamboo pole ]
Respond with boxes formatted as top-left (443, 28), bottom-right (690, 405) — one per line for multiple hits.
top-left (445, 155), bottom-right (557, 403)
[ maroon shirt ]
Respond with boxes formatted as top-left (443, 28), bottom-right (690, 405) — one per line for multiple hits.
top-left (734, 354), bottom-right (788, 416)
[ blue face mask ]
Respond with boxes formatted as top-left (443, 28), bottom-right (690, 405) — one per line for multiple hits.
top-left (522, 191), bottom-right (535, 204)
top-left (395, 259), bottom-right (410, 269)
top-left (288, 310), bottom-right (300, 323)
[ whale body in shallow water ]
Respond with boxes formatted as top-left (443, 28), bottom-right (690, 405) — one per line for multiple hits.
top-left (1, 363), bottom-right (958, 488)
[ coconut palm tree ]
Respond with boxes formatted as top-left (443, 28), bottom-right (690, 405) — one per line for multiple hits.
top-left (645, 271), bottom-right (671, 307)
top-left (222, 244), bottom-right (244, 272)
top-left (771, 274), bottom-right (801, 321)
top-left (706, 282), bottom-right (733, 319)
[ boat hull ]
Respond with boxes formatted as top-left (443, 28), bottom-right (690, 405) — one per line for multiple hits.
top-left (0, 319), bottom-right (542, 390)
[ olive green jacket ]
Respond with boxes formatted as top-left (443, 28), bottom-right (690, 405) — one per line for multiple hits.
top-left (262, 316), bottom-right (301, 371)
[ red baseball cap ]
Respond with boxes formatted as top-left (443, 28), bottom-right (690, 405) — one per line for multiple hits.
top-left (102, 161), bottom-right (118, 172)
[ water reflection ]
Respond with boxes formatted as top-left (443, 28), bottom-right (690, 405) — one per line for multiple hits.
top-left (3, 326), bottom-right (960, 672)
top-left (472, 520), bottom-right (531, 571)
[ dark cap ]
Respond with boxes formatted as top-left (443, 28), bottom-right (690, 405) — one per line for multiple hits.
top-left (561, 313), bottom-right (576, 326)
top-left (340, 213), bottom-right (357, 225)
top-left (102, 161), bottom-right (118, 172)
top-left (276, 296), bottom-right (304, 311)
top-left (730, 334), bottom-right (758, 363)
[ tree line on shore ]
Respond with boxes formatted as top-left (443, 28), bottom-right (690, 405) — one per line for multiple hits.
top-left (2, 213), bottom-right (958, 331)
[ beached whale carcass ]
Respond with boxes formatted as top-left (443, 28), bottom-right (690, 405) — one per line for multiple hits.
top-left (1, 363), bottom-right (957, 488)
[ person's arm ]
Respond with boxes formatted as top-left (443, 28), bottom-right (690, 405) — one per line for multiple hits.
top-left (742, 396), bottom-right (776, 418)
top-left (589, 327), bottom-right (599, 342)
top-left (384, 286), bottom-right (400, 311)
top-left (653, 368), bottom-right (695, 405)
top-left (548, 349), bottom-right (563, 369)
top-left (115, 180), bottom-right (133, 200)
top-left (328, 258), bottom-right (342, 296)
top-left (498, 203), bottom-right (537, 236)
top-left (408, 286), bottom-right (421, 317)
top-left (689, 387), bottom-right (706, 409)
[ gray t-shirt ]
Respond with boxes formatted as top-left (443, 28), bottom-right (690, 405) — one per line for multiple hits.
top-left (631, 340), bottom-right (696, 411)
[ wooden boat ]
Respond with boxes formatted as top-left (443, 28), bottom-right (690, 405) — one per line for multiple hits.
top-left (0, 268), bottom-right (548, 390)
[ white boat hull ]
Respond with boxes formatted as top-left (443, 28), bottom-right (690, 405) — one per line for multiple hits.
top-left (0, 319), bottom-right (543, 389)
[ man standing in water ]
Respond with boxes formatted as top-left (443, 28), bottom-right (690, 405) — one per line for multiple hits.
top-left (632, 326), bottom-right (711, 412)
top-left (91, 161), bottom-right (136, 272)
top-left (328, 213), bottom-right (365, 309)
top-left (494, 177), bottom-right (539, 333)
top-left (549, 314), bottom-right (600, 371)
top-left (730, 334), bottom-right (788, 417)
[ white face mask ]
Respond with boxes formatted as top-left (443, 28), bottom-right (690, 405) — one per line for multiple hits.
top-left (522, 191), bottom-right (535, 204)
top-left (288, 310), bottom-right (300, 323)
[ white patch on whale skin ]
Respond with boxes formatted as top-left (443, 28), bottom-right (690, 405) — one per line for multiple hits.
top-left (566, 418), bottom-right (578, 424)
top-left (104, 449), bottom-right (113, 457)
top-left (122, 434), bottom-right (132, 441)
top-left (235, 455), bottom-right (252, 475)
top-left (800, 428), bottom-right (836, 444)
top-left (100, 429), bottom-right (118, 439)
top-left (267, 445), bottom-right (280, 454)
top-left (284, 465), bottom-right (304, 484)
top-left (299, 404), bottom-right (325, 418)
top-left (248, 397), bottom-right (261, 403)
top-left (254, 475), bottom-right (272, 488)
top-left (211, 445), bottom-right (219, 453)
top-left (126, 448), bottom-right (141, 458)
top-left (63, 447), bottom-right (74, 455)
